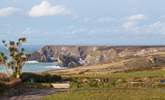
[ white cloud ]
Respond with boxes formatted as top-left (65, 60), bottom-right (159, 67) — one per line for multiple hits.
top-left (127, 14), bottom-right (145, 21)
top-left (0, 7), bottom-right (19, 16)
top-left (122, 21), bottom-right (136, 30)
top-left (122, 14), bottom-right (146, 31)
top-left (28, 1), bottom-right (71, 17)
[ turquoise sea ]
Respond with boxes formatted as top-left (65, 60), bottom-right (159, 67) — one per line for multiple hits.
top-left (0, 62), bottom-right (62, 73)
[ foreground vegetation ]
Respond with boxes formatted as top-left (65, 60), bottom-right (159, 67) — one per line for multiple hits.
top-left (67, 69), bottom-right (165, 79)
top-left (42, 69), bottom-right (165, 100)
top-left (53, 69), bottom-right (165, 89)
top-left (0, 72), bottom-right (62, 96)
top-left (2, 60), bottom-right (165, 99)
top-left (43, 88), bottom-right (165, 100)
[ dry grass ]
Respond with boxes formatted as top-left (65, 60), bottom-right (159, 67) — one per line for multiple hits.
top-left (47, 53), bottom-right (165, 77)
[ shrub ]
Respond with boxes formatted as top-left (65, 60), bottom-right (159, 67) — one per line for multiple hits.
top-left (21, 73), bottom-right (62, 83)
top-left (1, 37), bottom-right (27, 78)
top-left (0, 73), bottom-right (10, 82)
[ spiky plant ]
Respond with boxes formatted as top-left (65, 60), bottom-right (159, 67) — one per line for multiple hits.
top-left (1, 37), bottom-right (27, 78)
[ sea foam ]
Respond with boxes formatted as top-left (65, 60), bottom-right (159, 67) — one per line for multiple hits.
top-left (25, 60), bottom-right (39, 64)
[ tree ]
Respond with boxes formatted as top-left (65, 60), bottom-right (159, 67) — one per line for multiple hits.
top-left (1, 37), bottom-right (27, 78)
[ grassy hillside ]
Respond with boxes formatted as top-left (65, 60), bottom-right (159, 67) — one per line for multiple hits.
top-left (43, 88), bottom-right (165, 100)
top-left (43, 53), bottom-right (165, 100)
top-left (43, 69), bottom-right (165, 100)
top-left (47, 53), bottom-right (165, 77)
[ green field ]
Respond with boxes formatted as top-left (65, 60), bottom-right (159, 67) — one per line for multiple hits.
top-left (42, 69), bottom-right (165, 100)
top-left (70, 69), bottom-right (165, 79)
top-left (67, 70), bottom-right (165, 89)
top-left (43, 88), bottom-right (165, 100)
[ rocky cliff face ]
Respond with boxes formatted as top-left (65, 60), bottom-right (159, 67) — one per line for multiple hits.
top-left (27, 45), bottom-right (165, 67)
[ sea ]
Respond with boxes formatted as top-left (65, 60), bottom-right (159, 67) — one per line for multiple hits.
top-left (0, 45), bottom-right (64, 73)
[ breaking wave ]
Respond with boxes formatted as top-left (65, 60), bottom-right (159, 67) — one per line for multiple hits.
top-left (25, 60), bottom-right (39, 64)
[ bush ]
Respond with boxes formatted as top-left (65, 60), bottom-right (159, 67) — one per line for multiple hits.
top-left (0, 73), bottom-right (10, 82)
top-left (21, 73), bottom-right (62, 83)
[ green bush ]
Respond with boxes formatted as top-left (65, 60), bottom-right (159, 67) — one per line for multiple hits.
top-left (70, 77), bottom-right (130, 89)
top-left (21, 73), bottom-right (62, 83)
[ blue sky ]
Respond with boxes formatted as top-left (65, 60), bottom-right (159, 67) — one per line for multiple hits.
top-left (0, 0), bottom-right (165, 45)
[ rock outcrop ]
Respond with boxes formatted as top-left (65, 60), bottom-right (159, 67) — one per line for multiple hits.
top-left (27, 45), bottom-right (165, 67)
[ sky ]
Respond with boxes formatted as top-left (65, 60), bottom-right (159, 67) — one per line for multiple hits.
top-left (0, 0), bottom-right (165, 45)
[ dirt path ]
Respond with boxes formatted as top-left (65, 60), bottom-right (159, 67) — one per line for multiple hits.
top-left (0, 89), bottom-right (67, 100)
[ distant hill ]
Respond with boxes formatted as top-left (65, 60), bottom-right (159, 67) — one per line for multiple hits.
top-left (27, 45), bottom-right (165, 68)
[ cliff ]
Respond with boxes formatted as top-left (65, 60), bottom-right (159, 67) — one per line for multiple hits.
top-left (27, 45), bottom-right (165, 67)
